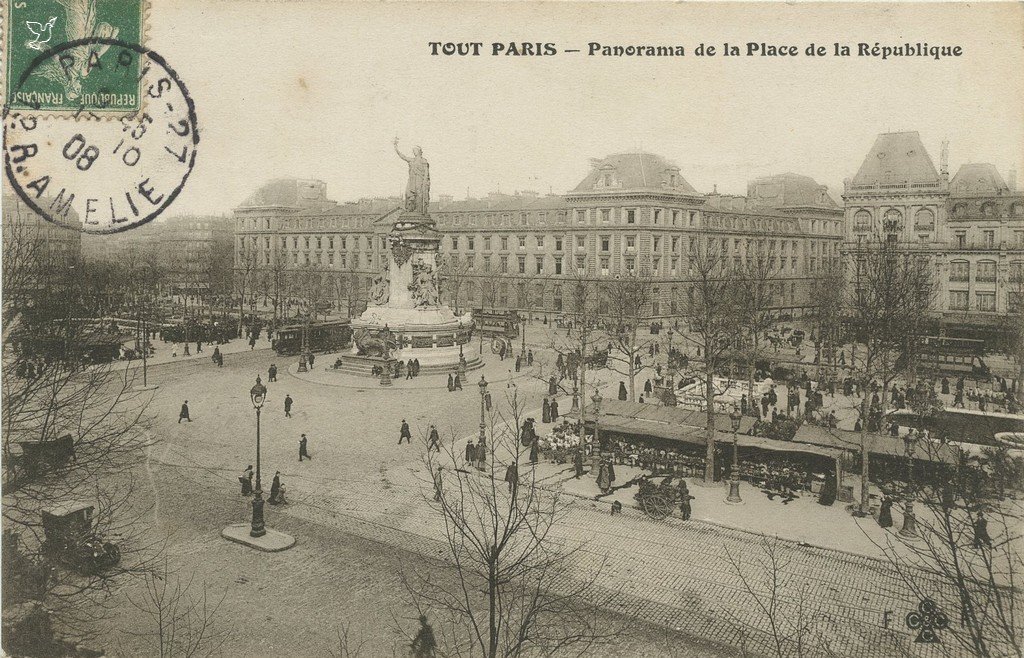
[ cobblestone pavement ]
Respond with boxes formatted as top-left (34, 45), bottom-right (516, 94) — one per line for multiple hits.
top-left (140, 348), bottom-right (999, 657)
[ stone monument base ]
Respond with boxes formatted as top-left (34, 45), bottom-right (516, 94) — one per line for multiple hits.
top-left (351, 305), bottom-right (475, 370)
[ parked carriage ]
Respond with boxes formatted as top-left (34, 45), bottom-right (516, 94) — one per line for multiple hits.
top-left (633, 476), bottom-right (679, 520)
top-left (40, 503), bottom-right (121, 575)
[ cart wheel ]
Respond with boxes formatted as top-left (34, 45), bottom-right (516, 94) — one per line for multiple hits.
top-left (643, 495), bottom-right (670, 520)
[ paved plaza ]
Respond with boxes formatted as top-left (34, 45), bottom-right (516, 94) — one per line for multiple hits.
top-left (116, 337), bottom-right (1007, 658)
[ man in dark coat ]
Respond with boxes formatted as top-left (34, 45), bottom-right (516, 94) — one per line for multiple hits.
top-left (411, 615), bottom-right (437, 658)
top-left (414, 358), bottom-right (421, 376)
top-left (428, 425), bottom-right (441, 452)
top-left (618, 381), bottom-right (628, 401)
top-left (178, 401), bottom-right (191, 423)
top-left (528, 436), bottom-right (539, 464)
top-left (817, 469), bottom-right (836, 506)
top-left (644, 379), bottom-right (653, 395)
top-left (542, 398), bottom-right (551, 423)
top-left (454, 373), bottom-right (463, 390)
top-left (504, 462), bottom-right (518, 494)
top-left (299, 434), bottom-right (311, 461)
top-left (284, 394), bottom-right (293, 418)
top-left (465, 439), bottom-right (475, 466)
top-left (240, 465), bottom-right (253, 495)
top-left (973, 511), bottom-right (993, 549)
top-left (573, 449), bottom-right (585, 479)
top-left (515, 355), bottom-right (521, 372)
top-left (548, 376), bottom-right (558, 397)
top-left (399, 419), bottom-right (412, 445)
top-left (740, 394), bottom-right (748, 416)
top-left (447, 373), bottom-right (454, 392)
top-left (550, 398), bottom-right (559, 421)
top-left (527, 350), bottom-right (533, 366)
top-left (678, 480), bottom-right (693, 520)
top-left (268, 363), bottom-right (277, 382)
top-left (269, 471), bottom-right (282, 504)
top-left (407, 359), bottom-right (415, 380)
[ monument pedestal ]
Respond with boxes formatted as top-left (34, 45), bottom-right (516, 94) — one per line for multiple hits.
top-left (350, 212), bottom-right (474, 373)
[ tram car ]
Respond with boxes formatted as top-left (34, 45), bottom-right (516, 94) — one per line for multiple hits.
top-left (273, 319), bottom-right (353, 356)
top-left (473, 310), bottom-right (520, 354)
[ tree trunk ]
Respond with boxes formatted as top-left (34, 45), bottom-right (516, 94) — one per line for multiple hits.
top-left (858, 384), bottom-right (871, 515)
top-left (704, 369), bottom-right (716, 483)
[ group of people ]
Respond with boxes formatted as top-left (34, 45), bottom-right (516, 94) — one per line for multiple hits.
top-left (541, 396), bottom-right (560, 423)
top-left (238, 466), bottom-right (289, 504)
top-left (403, 358), bottom-right (423, 379)
top-left (446, 372), bottom-right (463, 391)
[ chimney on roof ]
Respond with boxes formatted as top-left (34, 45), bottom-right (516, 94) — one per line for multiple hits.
top-left (712, 184), bottom-right (718, 194)
top-left (940, 140), bottom-right (949, 177)
top-left (1009, 166), bottom-right (1017, 192)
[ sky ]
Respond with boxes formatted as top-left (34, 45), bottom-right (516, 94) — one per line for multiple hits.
top-left (147, 1), bottom-right (1024, 216)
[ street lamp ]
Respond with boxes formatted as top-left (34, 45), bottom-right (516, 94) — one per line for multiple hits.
top-left (899, 432), bottom-right (918, 538)
top-left (379, 325), bottom-right (393, 387)
top-left (249, 376), bottom-right (267, 538)
top-left (591, 389), bottom-right (603, 453)
top-left (726, 406), bottom-right (743, 504)
top-left (478, 375), bottom-right (488, 445)
top-left (519, 311), bottom-right (526, 358)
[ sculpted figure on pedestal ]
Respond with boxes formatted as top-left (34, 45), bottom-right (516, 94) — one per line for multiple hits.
top-left (394, 138), bottom-right (430, 216)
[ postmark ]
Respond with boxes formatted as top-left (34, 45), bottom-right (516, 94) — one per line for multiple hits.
top-left (3, 38), bottom-right (199, 234)
top-left (5, 0), bottom-right (145, 114)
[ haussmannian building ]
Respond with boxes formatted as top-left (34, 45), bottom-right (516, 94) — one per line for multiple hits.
top-left (842, 131), bottom-right (1023, 340)
top-left (233, 153), bottom-right (845, 321)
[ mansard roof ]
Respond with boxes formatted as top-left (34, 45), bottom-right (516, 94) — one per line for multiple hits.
top-left (571, 152), bottom-right (698, 195)
top-left (747, 172), bottom-right (839, 209)
top-left (851, 131), bottom-right (940, 187)
top-left (238, 178), bottom-right (334, 210)
top-left (950, 163), bottom-right (1009, 195)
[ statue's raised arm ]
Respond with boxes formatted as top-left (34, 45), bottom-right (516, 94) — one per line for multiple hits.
top-left (394, 138), bottom-right (411, 163)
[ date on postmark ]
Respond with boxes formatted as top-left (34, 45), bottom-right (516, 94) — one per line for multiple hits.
top-left (5, 0), bottom-right (144, 113)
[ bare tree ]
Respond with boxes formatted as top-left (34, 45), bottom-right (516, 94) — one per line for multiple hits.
top-left (118, 558), bottom-right (228, 658)
top-left (2, 236), bottom-right (161, 643)
top-left (867, 440), bottom-right (1024, 658)
top-left (438, 254), bottom-right (472, 315)
top-left (604, 267), bottom-right (655, 402)
top-left (809, 256), bottom-right (847, 388)
top-left (678, 240), bottom-right (741, 483)
top-left (844, 234), bottom-right (936, 515)
top-left (408, 389), bottom-right (620, 657)
top-left (731, 243), bottom-right (781, 402)
top-left (723, 536), bottom-right (840, 658)
top-left (234, 247), bottom-right (259, 335)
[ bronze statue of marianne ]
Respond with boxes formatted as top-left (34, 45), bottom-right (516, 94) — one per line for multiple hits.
top-left (394, 138), bottom-right (430, 216)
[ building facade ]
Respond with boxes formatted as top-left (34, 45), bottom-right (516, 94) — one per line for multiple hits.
top-left (842, 132), bottom-right (1023, 336)
top-left (234, 154), bottom-right (844, 321)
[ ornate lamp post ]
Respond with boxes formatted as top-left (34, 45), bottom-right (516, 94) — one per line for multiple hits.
top-left (478, 375), bottom-right (488, 444)
top-left (726, 406), bottom-right (743, 504)
top-left (379, 324), bottom-right (393, 387)
top-left (591, 389), bottom-right (603, 453)
top-left (899, 432), bottom-right (918, 538)
top-left (249, 376), bottom-right (267, 538)
top-left (520, 311), bottom-right (527, 358)
top-left (297, 303), bottom-right (310, 372)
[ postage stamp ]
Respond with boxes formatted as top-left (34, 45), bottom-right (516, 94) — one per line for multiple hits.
top-left (3, 39), bottom-right (199, 234)
top-left (5, 0), bottom-right (145, 113)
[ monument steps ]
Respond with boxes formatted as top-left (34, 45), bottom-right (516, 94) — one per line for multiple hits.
top-left (329, 355), bottom-right (484, 378)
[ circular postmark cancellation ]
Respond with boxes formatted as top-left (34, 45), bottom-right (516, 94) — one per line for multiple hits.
top-left (3, 38), bottom-right (199, 234)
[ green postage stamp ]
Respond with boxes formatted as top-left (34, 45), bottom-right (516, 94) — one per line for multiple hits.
top-left (5, 0), bottom-right (145, 113)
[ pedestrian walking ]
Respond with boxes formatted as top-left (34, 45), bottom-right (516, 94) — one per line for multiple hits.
top-left (239, 465), bottom-right (253, 495)
top-left (414, 358), bottom-right (421, 377)
top-left (212, 346), bottom-right (221, 365)
top-left (596, 458), bottom-right (615, 494)
top-left (284, 394), bottom-right (293, 418)
top-left (178, 400), bottom-right (191, 423)
top-left (548, 376), bottom-right (558, 397)
top-left (877, 496), bottom-right (894, 528)
top-left (465, 438), bottom-right (475, 467)
top-left (308, 353), bottom-right (315, 369)
top-left (428, 425), bottom-right (441, 452)
top-left (550, 398), bottom-right (559, 421)
top-left (406, 359), bottom-right (414, 380)
top-left (447, 373), bottom-right (454, 392)
top-left (454, 373), bottom-right (463, 390)
top-left (618, 381), bottom-right (627, 401)
top-left (299, 434), bottom-right (311, 461)
top-left (399, 419), bottom-right (412, 445)
top-left (515, 355), bottom-right (522, 372)
top-left (573, 448), bottom-right (585, 479)
top-left (973, 511), bottom-right (993, 549)
top-left (411, 615), bottom-right (437, 658)
top-left (678, 480), bottom-right (693, 520)
top-left (542, 397), bottom-right (551, 423)
top-left (484, 390), bottom-right (492, 411)
top-left (504, 462), bottom-right (518, 494)
top-left (269, 472), bottom-right (282, 504)
top-left (476, 436), bottom-right (487, 470)
top-left (527, 350), bottom-right (533, 366)
top-left (528, 435), bottom-right (539, 465)
top-left (269, 364), bottom-right (277, 382)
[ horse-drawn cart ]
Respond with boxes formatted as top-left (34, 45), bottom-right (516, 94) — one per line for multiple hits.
top-left (633, 477), bottom-right (678, 521)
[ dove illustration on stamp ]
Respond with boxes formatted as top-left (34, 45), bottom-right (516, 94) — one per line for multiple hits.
top-left (3, 34), bottom-right (200, 235)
